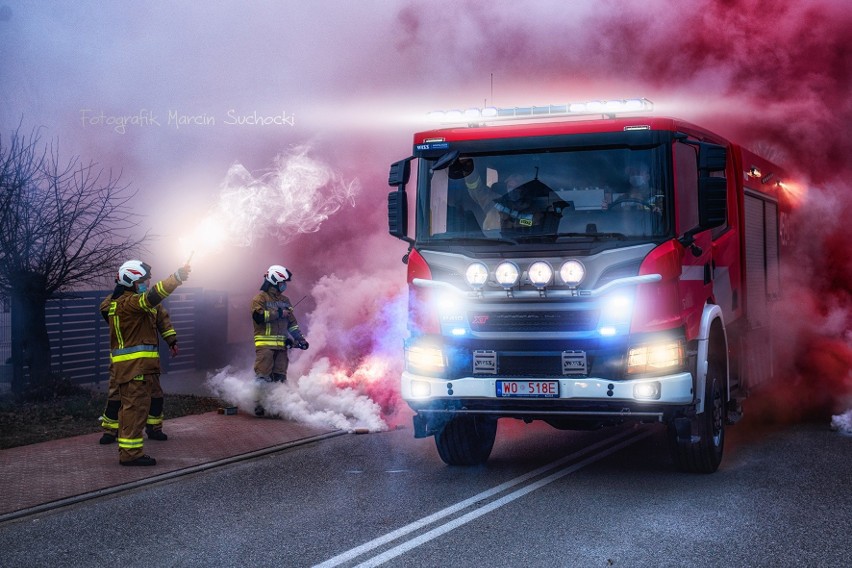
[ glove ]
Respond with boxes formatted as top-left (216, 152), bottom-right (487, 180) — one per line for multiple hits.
top-left (285, 338), bottom-right (294, 348)
top-left (174, 264), bottom-right (191, 283)
top-left (296, 338), bottom-right (309, 350)
top-left (169, 343), bottom-right (179, 358)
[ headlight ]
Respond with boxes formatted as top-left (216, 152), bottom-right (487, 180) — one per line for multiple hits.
top-left (405, 344), bottom-right (445, 374)
top-left (410, 380), bottom-right (432, 398)
top-left (560, 260), bottom-right (585, 285)
top-left (597, 292), bottom-right (635, 336)
top-left (602, 293), bottom-right (632, 318)
top-left (465, 262), bottom-right (489, 289)
top-left (495, 261), bottom-right (520, 289)
top-left (527, 261), bottom-right (553, 288)
top-left (435, 292), bottom-right (463, 313)
top-left (633, 381), bottom-right (661, 400)
top-left (627, 340), bottom-right (684, 375)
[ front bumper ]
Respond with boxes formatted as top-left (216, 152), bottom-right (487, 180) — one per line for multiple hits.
top-left (401, 370), bottom-right (695, 422)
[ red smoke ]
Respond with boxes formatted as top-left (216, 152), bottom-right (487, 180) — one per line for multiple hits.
top-left (210, 1), bottom-right (852, 428)
top-left (618, 0), bottom-right (852, 421)
top-left (391, 0), bottom-right (852, 423)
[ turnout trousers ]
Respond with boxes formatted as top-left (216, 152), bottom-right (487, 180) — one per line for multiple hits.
top-left (117, 375), bottom-right (152, 463)
top-left (102, 374), bottom-right (164, 436)
top-left (254, 347), bottom-right (289, 380)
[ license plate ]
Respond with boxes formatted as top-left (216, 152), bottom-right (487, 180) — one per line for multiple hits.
top-left (496, 380), bottom-right (560, 398)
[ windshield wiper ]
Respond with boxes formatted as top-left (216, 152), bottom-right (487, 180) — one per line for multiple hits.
top-left (436, 236), bottom-right (518, 245)
top-left (556, 232), bottom-right (628, 241)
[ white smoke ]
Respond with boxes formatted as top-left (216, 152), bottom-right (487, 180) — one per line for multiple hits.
top-left (206, 145), bottom-right (360, 248)
top-left (205, 270), bottom-right (409, 433)
top-left (831, 409), bottom-right (852, 436)
top-left (205, 363), bottom-right (388, 433)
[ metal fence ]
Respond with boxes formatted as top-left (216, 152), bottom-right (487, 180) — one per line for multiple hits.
top-left (0, 296), bottom-right (10, 385)
top-left (1, 288), bottom-right (228, 387)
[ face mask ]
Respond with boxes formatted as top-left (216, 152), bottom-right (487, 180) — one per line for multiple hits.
top-left (278, 282), bottom-right (287, 292)
top-left (137, 283), bottom-right (148, 293)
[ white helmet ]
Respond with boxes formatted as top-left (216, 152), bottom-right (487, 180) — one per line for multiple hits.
top-left (117, 260), bottom-right (151, 287)
top-left (265, 265), bottom-right (291, 286)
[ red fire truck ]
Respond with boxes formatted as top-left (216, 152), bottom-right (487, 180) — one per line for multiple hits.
top-left (387, 99), bottom-right (791, 473)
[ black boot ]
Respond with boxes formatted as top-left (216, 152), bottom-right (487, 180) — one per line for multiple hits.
top-left (120, 454), bottom-right (157, 466)
top-left (99, 433), bottom-right (116, 445)
top-left (146, 427), bottom-right (168, 441)
top-left (254, 405), bottom-right (265, 417)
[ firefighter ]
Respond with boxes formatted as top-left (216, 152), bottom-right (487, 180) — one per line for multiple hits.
top-left (449, 157), bottom-right (504, 232)
top-left (607, 159), bottom-right (658, 210)
top-left (97, 299), bottom-right (179, 444)
top-left (105, 259), bottom-right (191, 466)
top-left (251, 265), bottom-right (309, 416)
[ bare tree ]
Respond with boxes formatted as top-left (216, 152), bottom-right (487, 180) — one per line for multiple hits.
top-left (0, 124), bottom-right (147, 394)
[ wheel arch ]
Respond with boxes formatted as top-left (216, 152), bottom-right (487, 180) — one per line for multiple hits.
top-left (696, 303), bottom-right (729, 414)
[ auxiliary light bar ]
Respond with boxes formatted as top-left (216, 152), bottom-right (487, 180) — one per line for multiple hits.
top-left (427, 98), bottom-right (653, 124)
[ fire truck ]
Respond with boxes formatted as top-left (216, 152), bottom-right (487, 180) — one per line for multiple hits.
top-left (387, 99), bottom-right (791, 473)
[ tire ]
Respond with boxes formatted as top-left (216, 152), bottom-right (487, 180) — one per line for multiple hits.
top-left (435, 416), bottom-right (498, 466)
top-left (670, 358), bottom-right (726, 473)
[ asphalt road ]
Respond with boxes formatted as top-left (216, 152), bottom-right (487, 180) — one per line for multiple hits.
top-left (0, 418), bottom-right (849, 567)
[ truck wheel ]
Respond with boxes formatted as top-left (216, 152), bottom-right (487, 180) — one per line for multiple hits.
top-left (435, 416), bottom-right (498, 466)
top-left (670, 358), bottom-right (726, 473)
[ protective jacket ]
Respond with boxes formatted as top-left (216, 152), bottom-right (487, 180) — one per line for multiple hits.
top-left (251, 287), bottom-right (303, 349)
top-left (100, 297), bottom-right (177, 348)
top-left (104, 275), bottom-right (183, 383)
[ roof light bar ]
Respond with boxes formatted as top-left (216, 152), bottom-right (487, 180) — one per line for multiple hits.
top-left (428, 98), bottom-right (653, 124)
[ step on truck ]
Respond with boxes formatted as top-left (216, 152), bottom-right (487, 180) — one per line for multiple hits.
top-left (387, 99), bottom-right (793, 473)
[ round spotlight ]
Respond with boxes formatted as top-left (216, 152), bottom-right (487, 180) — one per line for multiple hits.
top-left (560, 260), bottom-right (585, 285)
top-left (465, 262), bottom-right (489, 289)
top-left (494, 261), bottom-right (520, 289)
top-left (527, 261), bottom-right (553, 288)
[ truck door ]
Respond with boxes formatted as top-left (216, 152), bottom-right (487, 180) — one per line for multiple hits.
top-left (674, 141), bottom-right (714, 340)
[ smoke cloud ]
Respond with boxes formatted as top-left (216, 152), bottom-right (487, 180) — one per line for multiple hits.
top-left (3, 0), bottom-right (850, 430)
top-left (214, 147), bottom-right (360, 247)
top-left (387, 0), bottom-right (852, 425)
top-left (206, 270), bottom-right (408, 432)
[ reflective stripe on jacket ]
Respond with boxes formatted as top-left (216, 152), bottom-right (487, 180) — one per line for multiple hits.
top-left (110, 344), bottom-right (159, 363)
top-left (251, 288), bottom-right (302, 350)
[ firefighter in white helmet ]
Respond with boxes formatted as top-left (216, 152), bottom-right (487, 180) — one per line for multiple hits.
top-left (103, 259), bottom-right (191, 466)
top-left (97, 293), bottom-right (179, 445)
top-left (251, 264), bottom-right (308, 416)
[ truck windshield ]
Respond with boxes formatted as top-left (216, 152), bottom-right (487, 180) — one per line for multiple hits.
top-left (418, 146), bottom-right (670, 244)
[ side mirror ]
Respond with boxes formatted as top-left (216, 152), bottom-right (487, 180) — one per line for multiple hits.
top-left (388, 190), bottom-right (410, 242)
top-left (388, 157), bottom-right (414, 243)
top-left (698, 142), bottom-right (727, 172)
top-left (388, 159), bottom-right (411, 187)
top-left (698, 176), bottom-right (727, 229)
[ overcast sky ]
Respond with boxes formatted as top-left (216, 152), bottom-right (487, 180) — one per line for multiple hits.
top-left (2, 1), bottom-right (850, 414)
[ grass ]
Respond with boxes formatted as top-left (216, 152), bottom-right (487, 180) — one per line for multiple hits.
top-left (0, 381), bottom-right (223, 450)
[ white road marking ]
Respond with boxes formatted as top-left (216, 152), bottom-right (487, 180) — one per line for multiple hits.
top-left (313, 427), bottom-right (651, 568)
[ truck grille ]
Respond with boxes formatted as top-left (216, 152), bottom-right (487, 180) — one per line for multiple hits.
top-left (468, 310), bottom-right (599, 332)
top-left (486, 355), bottom-right (563, 377)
